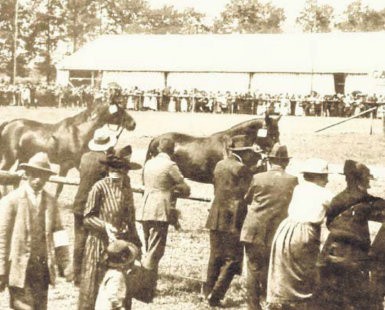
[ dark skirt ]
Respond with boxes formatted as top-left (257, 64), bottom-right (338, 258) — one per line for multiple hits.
top-left (267, 218), bottom-right (321, 305)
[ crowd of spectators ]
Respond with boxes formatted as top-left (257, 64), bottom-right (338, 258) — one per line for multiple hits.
top-left (1, 80), bottom-right (384, 118)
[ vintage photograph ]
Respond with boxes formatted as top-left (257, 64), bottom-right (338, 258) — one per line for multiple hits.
top-left (1, 0), bottom-right (385, 309)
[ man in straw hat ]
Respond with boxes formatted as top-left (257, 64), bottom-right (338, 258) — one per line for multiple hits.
top-left (0, 152), bottom-right (71, 310)
top-left (137, 137), bottom-right (190, 301)
top-left (95, 240), bottom-right (139, 310)
top-left (72, 127), bottom-right (117, 285)
top-left (204, 140), bottom-right (253, 307)
top-left (266, 158), bottom-right (333, 309)
top-left (240, 143), bottom-right (297, 310)
top-left (317, 159), bottom-right (385, 310)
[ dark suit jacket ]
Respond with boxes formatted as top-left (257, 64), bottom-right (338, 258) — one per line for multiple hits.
top-left (73, 151), bottom-right (107, 215)
top-left (206, 156), bottom-right (252, 234)
top-left (240, 165), bottom-right (298, 246)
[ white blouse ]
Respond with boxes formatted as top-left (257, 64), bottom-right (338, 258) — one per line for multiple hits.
top-left (287, 181), bottom-right (333, 224)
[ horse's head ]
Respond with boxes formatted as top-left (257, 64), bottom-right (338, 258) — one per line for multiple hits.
top-left (90, 102), bottom-right (136, 131)
top-left (255, 113), bottom-right (280, 152)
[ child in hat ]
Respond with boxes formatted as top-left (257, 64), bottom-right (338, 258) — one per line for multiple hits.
top-left (95, 240), bottom-right (139, 310)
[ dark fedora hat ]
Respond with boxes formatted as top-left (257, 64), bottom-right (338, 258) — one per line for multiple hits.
top-left (268, 143), bottom-right (291, 159)
top-left (100, 145), bottom-right (142, 170)
top-left (343, 159), bottom-right (374, 180)
top-left (106, 240), bottom-right (139, 268)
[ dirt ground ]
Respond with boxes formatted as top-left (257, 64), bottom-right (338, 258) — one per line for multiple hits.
top-left (0, 107), bottom-right (385, 309)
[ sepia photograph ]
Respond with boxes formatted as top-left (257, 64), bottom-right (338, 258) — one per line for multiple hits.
top-left (1, 0), bottom-right (385, 309)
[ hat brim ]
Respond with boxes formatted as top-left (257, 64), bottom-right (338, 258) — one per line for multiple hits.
top-left (128, 162), bottom-right (142, 170)
top-left (268, 155), bottom-right (292, 159)
top-left (108, 243), bottom-right (139, 267)
top-left (300, 170), bottom-right (331, 174)
top-left (18, 164), bottom-right (56, 175)
top-left (88, 135), bottom-right (117, 152)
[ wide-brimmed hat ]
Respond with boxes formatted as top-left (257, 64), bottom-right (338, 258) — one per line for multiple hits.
top-left (100, 145), bottom-right (142, 170)
top-left (19, 152), bottom-right (56, 175)
top-left (301, 158), bottom-right (329, 174)
top-left (342, 159), bottom-right (374, 180)
top-left (88, 128), bottom-right (117, 152)
top-left (268, 143), bottom-right (291, 159)
top-left (115, 145), bottom-right (142, 170)
top-left (106, 240), bottom-right (139, 268)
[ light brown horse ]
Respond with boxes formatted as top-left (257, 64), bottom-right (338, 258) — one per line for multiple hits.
top-left (0, 102), bottom-right (136, 196)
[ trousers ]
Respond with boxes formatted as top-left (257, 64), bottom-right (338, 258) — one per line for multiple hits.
top-left (74, 214), bottom-right (87, 286)
top-left (9, 259), bottom-right (49, 310)
top-left (141, 221), bottom-right (169, 271)
top-left (204, 230), bottom-right (243, 302)
top-left (244, 242), bottom-right (268, 310)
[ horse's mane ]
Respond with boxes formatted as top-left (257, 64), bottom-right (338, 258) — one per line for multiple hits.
top-left (55, 101), bottom-right (106, 127)
top-left (214, 118), bottom-right (264, 136)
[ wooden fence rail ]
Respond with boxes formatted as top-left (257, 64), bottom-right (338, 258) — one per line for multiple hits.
top-left (0, 170), bottom-right (212, 203)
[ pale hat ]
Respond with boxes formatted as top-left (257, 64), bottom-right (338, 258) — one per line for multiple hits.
top-left (19, 152), bottom-right (56, 175)
top-left (106, 240), bottom-right (139, 267)
top-left (88, 128), bottom-right (117, 152)
top-left (301, 158), bottom-right (329, 174)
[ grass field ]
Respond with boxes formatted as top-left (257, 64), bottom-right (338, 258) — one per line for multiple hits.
top-left (0, 107), bottom-right (385, 309)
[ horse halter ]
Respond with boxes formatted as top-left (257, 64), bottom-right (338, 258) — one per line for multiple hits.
top-left (107, 104), bottom-right (125, 140)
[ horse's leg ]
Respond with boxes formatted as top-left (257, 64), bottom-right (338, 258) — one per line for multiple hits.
top-left (55, 163), bottom-right (71, 199)
top-left (0, 153), bottom-right (17, 197)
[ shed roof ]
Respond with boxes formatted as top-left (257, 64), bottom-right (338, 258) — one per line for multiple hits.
top-left (56, 32), bottom-right (385, 74)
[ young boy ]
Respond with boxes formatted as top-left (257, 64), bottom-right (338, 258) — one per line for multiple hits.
top-left (95, 240), bottom-right (139, 310)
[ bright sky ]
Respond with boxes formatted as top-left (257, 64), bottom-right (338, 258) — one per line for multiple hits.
top-left (147, 0), bottom-right (385, 32)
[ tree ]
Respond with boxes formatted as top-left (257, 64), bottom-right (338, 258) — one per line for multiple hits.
top-left (66, 0), bottom-right (101, 52)
top-left (336, 0), bottom-right (385, 32)
top-left (102, 0), bottom-right (149, 34)
top-left (213, 0), bottom-right (285, 34)
top-left (296, 0), bottom-right (334, 32)
top-left (0, 0), bottom-right (34, 80)
top-left (26, 0), bottom-right (66, 83)
top-left (140, 5), bottom-right (209, 34)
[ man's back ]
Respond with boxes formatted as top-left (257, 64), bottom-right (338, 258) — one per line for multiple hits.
top-left (73, 151), bottom-right (107, 215)
top-left (206, 156), bottom-right (252, 234)
top-left (241, 166), bottom-right (298, 246)
top-left (137, 153), bottom-right (187, 222)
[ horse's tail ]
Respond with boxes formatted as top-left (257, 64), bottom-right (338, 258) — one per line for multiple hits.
top-left (0, 121), bottom-right (9, 161)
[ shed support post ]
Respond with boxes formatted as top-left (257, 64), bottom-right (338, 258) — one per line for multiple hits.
top-left (248, 73), bottom-right (253, 92)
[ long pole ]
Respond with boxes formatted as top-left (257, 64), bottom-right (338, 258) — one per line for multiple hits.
top-left (12, 0), bottom-right (19, 85)
top-left (315, 106), bottom-right (379, 133)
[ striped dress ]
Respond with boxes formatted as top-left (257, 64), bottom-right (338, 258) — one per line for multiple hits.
top-left (78, 176), bottom-right (141, 310)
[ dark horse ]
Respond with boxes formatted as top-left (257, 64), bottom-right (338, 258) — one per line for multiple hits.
top-left (144, 114), bottom-right (280, 183)
top-left (0, 102), bottom-right (136, 195)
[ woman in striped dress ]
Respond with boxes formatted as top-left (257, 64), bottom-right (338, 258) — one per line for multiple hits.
top-left (78, 147), bottom-right (142, 310)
